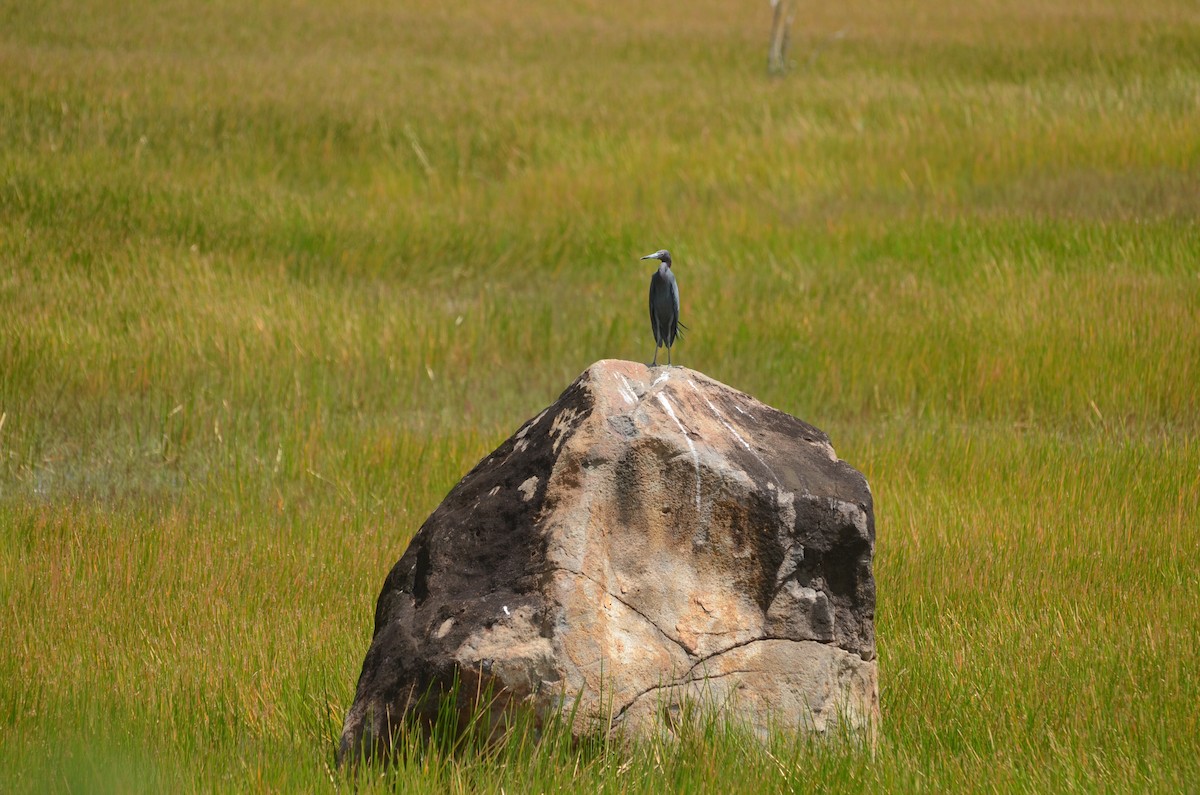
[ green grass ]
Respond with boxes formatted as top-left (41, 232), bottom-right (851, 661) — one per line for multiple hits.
top-left (2, 0), bottom-right (1198, 790)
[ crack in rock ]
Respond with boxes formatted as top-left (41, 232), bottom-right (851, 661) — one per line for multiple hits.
top-left (549, 566), bottom-right (691, 657)
top-left (611, 636), bottom-right (809, 721)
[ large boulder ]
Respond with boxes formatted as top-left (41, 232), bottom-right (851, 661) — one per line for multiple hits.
top-left (339, 360), bottom-right (877, 762)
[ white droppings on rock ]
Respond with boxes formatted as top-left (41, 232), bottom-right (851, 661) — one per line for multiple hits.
top-left (435, 618), bottom-right (455, 638)
top-left (689, 380), bottom-right (780, 487)
top-left (615, 373), bottom-right (639, 406)
top-left (688, 380), bottom-right (750, 453)
top-left (656, 392), bottom-right (701, 516)
top-left (518, 476), bottom-right (539, 501)
top-left (488, 486), bottom-right (501, 497)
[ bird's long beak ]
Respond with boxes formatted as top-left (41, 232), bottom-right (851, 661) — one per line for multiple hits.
top-left (640, 253), bottom-right (659, 261)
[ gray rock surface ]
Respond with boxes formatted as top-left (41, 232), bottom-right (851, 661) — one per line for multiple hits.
top-left (339, 360), bottom-right (877, 762)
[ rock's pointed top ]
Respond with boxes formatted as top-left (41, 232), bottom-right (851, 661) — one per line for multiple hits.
top-left (567, 358), bottom-right (839, 474)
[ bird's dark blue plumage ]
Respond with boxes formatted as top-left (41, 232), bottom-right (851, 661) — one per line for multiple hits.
top-left (640, 249), bottom-right (683, 366)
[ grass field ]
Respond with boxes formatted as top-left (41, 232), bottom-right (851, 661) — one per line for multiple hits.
top-left (2, 0), bottom-right (1199, 790)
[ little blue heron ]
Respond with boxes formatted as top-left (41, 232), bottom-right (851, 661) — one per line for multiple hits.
top-left (641, 249), bottom-right (684, 367)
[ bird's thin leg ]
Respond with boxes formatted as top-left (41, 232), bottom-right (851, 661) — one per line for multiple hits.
top-left (667, 345), bottom-right (672, 366)
top-left (651, 345), bottom-right (659, 367)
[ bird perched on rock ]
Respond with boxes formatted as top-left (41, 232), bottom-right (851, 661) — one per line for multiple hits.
top-left (641, 249), bottom-right (684, 367)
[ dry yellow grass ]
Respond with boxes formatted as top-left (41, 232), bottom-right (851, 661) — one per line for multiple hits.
top-left (2, 0), bottom-right (1198, 791)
